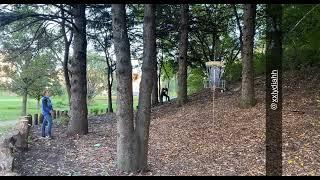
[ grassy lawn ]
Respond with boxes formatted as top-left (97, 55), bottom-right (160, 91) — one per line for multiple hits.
top-left (0, 92), bottom-right (139, 134)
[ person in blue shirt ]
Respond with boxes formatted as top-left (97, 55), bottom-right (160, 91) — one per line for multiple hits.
top-left (41, 89), bottom-right (54, 139)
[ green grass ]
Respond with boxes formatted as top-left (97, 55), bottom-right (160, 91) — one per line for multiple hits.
top-left (0, 92), bottom-right (139, 134)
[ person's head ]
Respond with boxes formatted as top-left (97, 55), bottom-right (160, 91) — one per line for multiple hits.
top-left (43, 89), bottom-right (50, 97)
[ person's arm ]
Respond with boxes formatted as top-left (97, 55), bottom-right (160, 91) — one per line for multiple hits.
top-left (48, 98), bottom-right (54, 114)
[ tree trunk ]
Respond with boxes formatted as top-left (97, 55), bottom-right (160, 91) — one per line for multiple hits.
top-left (63, 43), bottom-right (72, 106)
top-left (232, 4), bottom-right (244, 52)
top-left (240, 4), bottom-right (256, 108)
top-left (151, 63), bottom-right (158, 106)
top-left (61, 5), bottom-right (73, 106)
top-left (21, 90), bottom-right (27, 116)
top-left (265, 4), bottom-right (283, 176)
top-left (177, 4), bottom-right (189, 106)
top-left (68, 4), bottom-right (88, 135)
top-left (107, 66), bottom-right (113, 113)
top-left (112, 4), bottom-right (136, 172)
top-left (158, 64), bottom-right (161, 99)
top-left (105, 53), bottom-right (114, 113)
top-left (134, 4), bottom-right (157, 172)
top-left (34, 114), bottom-right (38, 125)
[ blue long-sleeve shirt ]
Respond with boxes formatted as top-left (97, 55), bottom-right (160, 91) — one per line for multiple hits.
top-left (41, 96), bottom-right (53, 116)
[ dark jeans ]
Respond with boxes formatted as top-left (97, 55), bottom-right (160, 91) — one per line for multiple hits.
top-left (41, 114), bottom-right (52, 137)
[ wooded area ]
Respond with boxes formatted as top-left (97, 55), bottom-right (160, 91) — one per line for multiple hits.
top-left (0, 4), bottom-right (319, 176)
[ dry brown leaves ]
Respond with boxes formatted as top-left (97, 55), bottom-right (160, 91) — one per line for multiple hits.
top-left (13, 67), bottom-right (320, 176)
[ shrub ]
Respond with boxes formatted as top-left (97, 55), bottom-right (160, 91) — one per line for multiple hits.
top-left (188, 67), bottom-right (205, 94)
top-left (54, 99), bottom-right (67, 108)
top-left (57, 114), bottom-right (70, 125)
top-left (254, 52), bottom-right (266, 76)
top-left (92, 107), bottom-right (100, 116)
top-left (224, 60), bottom-right (242, 83)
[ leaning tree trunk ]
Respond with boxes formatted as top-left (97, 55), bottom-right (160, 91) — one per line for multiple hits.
top-left (68, 4), bottom-right (88, 135)
top-left (151, 63), bottom-right (159, 106)
top-left (135, 4), bottom-right (157, 172)
top-left (240, 4), bottom-right (256, 108)
top-left (112, 4), bottom-right (136, 172)
top-left (21, 90), bottom-right (27, 116)
top-left (177, 4), bottom-right (189, 106)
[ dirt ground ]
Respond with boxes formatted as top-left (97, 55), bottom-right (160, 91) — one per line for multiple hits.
top-left (13, 68), bottom-right (320, 176)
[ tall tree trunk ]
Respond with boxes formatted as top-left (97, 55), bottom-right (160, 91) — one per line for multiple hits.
top-left (107, 64), bottom-right (113, 113)
top-left (21, 90), bottom-right (27, 116)
top-left (61, 5), bottom-right (73, 106)
top-left (177, 4), bottom-right (189, 106)
top-left (112, 4), bottom-right (136, 172)
top-left (68, 4), bottom-right (88, 135)
top-left (135, 4), bottom-right (157, 172)
top-left (151, 62), bottom-right (159, 106)
top-left (265, 4), bottom-right (283, 176)
top-left (240, 4), bottom-right (256, 108)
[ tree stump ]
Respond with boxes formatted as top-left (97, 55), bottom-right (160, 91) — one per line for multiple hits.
top-left (53, 110), bottom-right (56, 119)
top-left (16, 117), bottom-right (30, 151)
top-left (57, 110), bottom-right (60, 118)
top-left (34, 114), bottom-right (38, 125)
top-left (0, 116), bottom-right (30, 174)
top-left (26, 114), bottom-right (32, 126)
top-left (39, 114), bottom-right (44, 124)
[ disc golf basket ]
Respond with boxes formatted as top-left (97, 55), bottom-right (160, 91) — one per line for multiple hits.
top-left (204, 61), bottom-right (226, 92)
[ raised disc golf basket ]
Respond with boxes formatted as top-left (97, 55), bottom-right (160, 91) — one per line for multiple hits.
top-left (204, 61), bottom-right (226, 92)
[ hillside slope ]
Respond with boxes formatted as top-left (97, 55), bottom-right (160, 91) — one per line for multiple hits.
top-left (13, 67), bottom-right (320, 176)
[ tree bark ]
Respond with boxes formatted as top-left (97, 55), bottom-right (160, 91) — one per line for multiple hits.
top-left (68, 4), bottom-right (88, 135)
top-left (177, 4), bottom-right (189, 106)
top-left (232, 4), bottom-right (244, 52)
top-left (135, 4), bottom-right (157, 172)
top-left (106, 56), bottom-right (113, 113)
top-left (107, 71), bottom-right (113, 113)
top-left (112, 4), bottom-right (136, 172)
top-left (61, 5), bottom-right (73, 106)
top-left (265, 4), bottom-right (283, 176)
top-left (151, 62), bottom-right (159, 106)
top-left (21, 90), bottom-right (27, 116)
top-left (240, 4), bottom-right (256, 108)
top-left (63, 42), bottom-right (72, 105)
top-left (34, 113), bottom-right (38, 125)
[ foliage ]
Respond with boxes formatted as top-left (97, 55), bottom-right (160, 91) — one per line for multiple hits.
top-left (161, 59), bottom-right (178, 81)
top-left (57, 114), bottom-right (70, 125)
top-left (187, 67), bottom-right (205, 94)
top-left (87, 52), bottom-right (107, 101)
top-left (224, 60), bottom-right (242, 83)
top-left (283, 4), bottom-right (320, 70)
top-left (253, 52), bottom-right (266, 76)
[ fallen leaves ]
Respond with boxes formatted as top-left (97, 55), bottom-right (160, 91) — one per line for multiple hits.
top-left (11, 68), bottom-right (320, 176)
